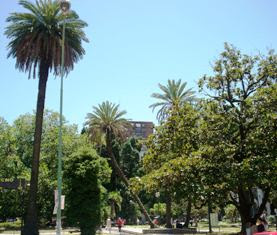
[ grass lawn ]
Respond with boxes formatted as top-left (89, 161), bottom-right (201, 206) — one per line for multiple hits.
top-left (0, 220), bottom-right (21, 231)
top-left (196, 221), bottom-right (241, 234)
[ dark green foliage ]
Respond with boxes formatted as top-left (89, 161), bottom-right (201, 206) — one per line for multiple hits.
top-left (0, 189), bottom-right (22, 221)
top-left (121, 138), bottom-right (142, 178)
top-left (0, 111), bottom-right (91, 226)
top-left (134, 104), bottom-right (201, 198)
top-left (86, 101), bottom-right (154, 227)
top-left (120, 195), bottom-right (139, 224)
top-left (119, 138), bottom-right (144, 222)
top-left (101, 138), bottom-right (144, 223)
top-left (198, 44), bottom-right (277, 232)
top-left (11, 111), bottom-right (82, 224)
top-left (133, 44), bottom-right (277, 233)
top-left (64, 146), bottom-right (111, 235)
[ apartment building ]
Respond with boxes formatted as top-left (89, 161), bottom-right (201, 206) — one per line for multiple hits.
top-left (129, 121), bottom-right (154, 139)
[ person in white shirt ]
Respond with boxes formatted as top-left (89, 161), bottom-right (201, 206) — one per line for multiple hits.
top-left (106, 217), bottom-right (112, 233)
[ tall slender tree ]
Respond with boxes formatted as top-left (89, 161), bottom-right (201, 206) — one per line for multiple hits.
top-left (149, 79), bottom-right (195, 227)
top-left (149, 79), bottom-right (195, 122)
top-left (5, 1), bottom-right (88, 234)
top-left (85, 101), bottom-right (155, 228)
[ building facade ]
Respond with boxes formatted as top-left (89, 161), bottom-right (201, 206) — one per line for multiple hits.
top-left (129, 121), bottom-right (154, 139)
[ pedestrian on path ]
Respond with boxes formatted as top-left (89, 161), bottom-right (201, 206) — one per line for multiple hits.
top-left (116, 217), bottom-right (124, 232)
top-left (106, 217), bottom-right (112, 233)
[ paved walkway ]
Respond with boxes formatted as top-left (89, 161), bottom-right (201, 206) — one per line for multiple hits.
top-left (0, 229), bottom-right (79, 235)
top-left (0, 227), bottom-right (142, 235)
top-left (102, 226), bottom-right (143, 235)
top-left (101, 227), bottom-right (208, 235)
top-left (0, 227), bottom-right (208, 235)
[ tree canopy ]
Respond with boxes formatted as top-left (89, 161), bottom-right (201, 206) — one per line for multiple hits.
top-left (131, 44), bottom-right (277, 233)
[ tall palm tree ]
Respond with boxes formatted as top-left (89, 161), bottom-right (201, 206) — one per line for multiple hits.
top-left (149, 79), bottom-right (196, 122)
top-left (85, 101), bottom-right (155, 228)
top-left (149, 79), bottom-right (195, 227)
top-left (5, 1), bottom-right (88, 234)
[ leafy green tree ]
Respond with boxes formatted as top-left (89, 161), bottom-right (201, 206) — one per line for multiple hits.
top-left (149, 79), bottom-right (195, 122)
top-left (0, 189), bottom-right (22, 221)
top-left (8, 111), bottom-right (82, 224)
top-left (13, 114), bottom-right (35, 168)
top-left (119, 138), bottom-right (144, 223)
top-left (198, 43), bottom-right (277, 233)
top-left (64, 145), bottom-right (111, 235)
top-left (148, 79), bottom-right (196, 226)
top-left (121, 138), bottom-right (142, 178)
top-left (5, 1), bottom-right (88, 233)
top-left (98, 137), bottom-right (143, 224)
top-left (224, 204), bottom-right (239, 222)
top-left (0, 118), bottom-right (29, 222)
top-left (132, 104), bottom-right (202, 228)
top-left (0, 112), bottom-right (99, 227)
top-left (0, 118), bottom-right (15, 161)
top-left (150, 203), bottom-right (166, 218)
top-left (38, 112), bottom-right (82, 224)
top-left (0, 117), bottom-right (29, 179)
top-left (85, 101), bottom-right (155, 227)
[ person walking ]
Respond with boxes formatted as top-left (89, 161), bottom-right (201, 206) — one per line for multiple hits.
top-left (106, 217), bottom-right (112, 233)
top-left (116, 217), bottom-right (124, 232)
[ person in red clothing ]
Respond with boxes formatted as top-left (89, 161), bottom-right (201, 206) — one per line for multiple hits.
top-left (116, 217), bottom-right (124, 232)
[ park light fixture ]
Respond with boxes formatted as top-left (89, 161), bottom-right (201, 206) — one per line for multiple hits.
top-left (56, 1), bottom-right (70, 235)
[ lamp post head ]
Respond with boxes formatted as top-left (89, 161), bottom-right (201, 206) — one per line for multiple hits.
top-left (60, 0), bottom-right (70, 13)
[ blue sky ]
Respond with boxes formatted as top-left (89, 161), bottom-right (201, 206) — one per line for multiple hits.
top-left (1, 0), bottom-right (276, 129)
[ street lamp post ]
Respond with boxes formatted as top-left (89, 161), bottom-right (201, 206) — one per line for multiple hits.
top-left (57, 1), bottom-right (70, 235)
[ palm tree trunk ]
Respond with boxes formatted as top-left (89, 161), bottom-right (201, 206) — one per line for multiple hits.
top-left (22, 61), bottom-right (49, 235)
top-left (110, 200), bottom-right (116, 219)
top-left (106, 132), bottom-right (155, 228)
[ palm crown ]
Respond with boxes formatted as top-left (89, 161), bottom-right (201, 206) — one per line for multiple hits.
top-left (5, 0), bottom-right (88, 77)
top-left (85, 101), bottom-right (131, 141)
top-left (149, 79), bottom-right (196, 122)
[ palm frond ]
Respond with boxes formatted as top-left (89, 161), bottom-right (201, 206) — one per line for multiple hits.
top-left (150, 79), bottom-right (196, 122)
top-left (85, 101), bottom-right (130, 144)
top-left (5, 0), bottom-right (88, 78)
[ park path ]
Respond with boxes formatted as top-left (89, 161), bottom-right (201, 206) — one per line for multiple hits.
top-left (0, 226), bottom-right (209, 235)
top-left (102, 226), bottom-right (143, 235)
top-left (0, 227), bottom-right (143, 235)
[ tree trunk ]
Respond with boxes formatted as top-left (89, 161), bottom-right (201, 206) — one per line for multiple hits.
top-left (165, 194), bottom-right (172, 228)
top-left (184, 197), bottom-right (192, 228)
top-left (80, 226), bottom-right (95, 235)
top-left (110, 200), bottom-right (116, 219)
top-left (106, 132), bottom-right (155, 228)
top-left (235, 187), bottom-right (270, 235)
top-left (208, 199), bottom-right (212, 233)
top-left (22, 62), bottom-right (49, 235)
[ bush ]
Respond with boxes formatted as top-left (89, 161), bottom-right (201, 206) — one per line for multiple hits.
top-left (64, 146), bottom-right (111, 235)
top-left (267, 215), bottom-right (276, 225)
